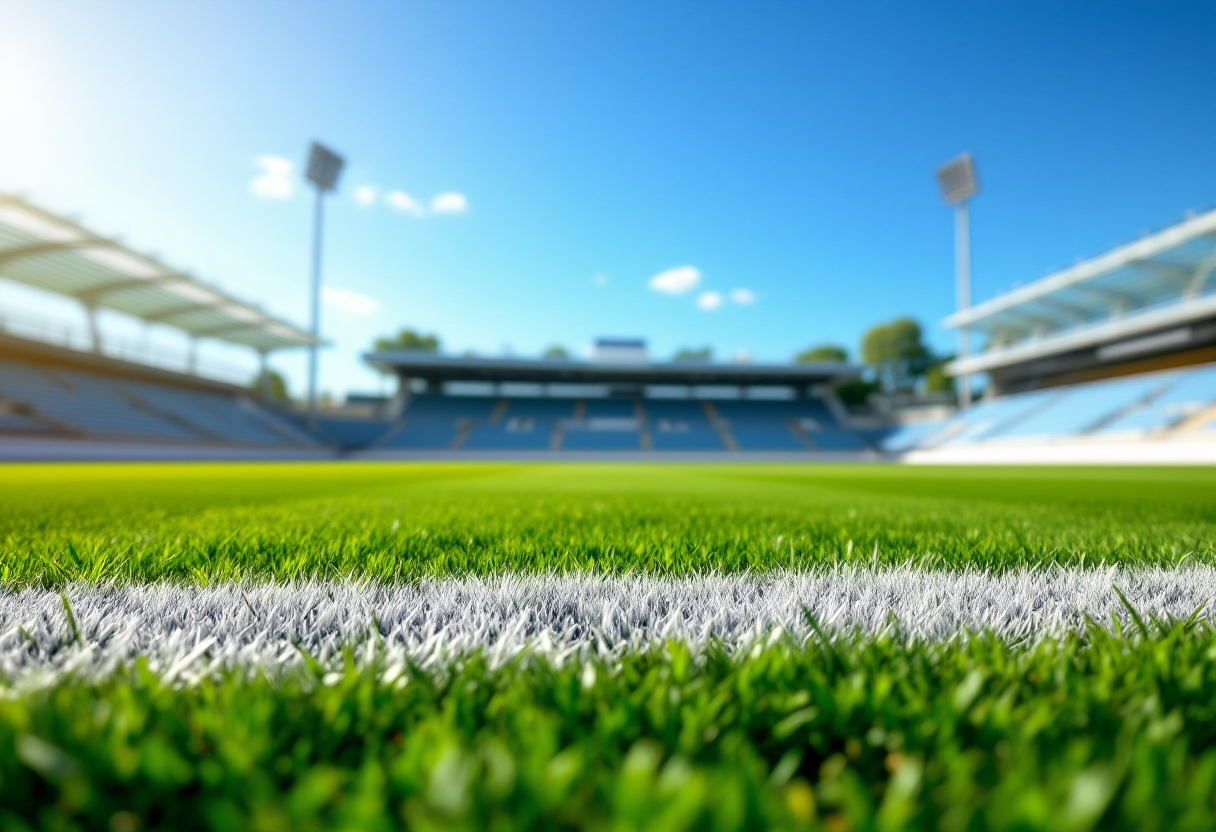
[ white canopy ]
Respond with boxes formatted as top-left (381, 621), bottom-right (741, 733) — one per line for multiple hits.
top-left (945, 206), bottom-right (1216, 375)
top-left (0, 192), bottom-right (317, 354)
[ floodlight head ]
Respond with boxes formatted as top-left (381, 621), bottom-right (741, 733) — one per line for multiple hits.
top-left (936, 153), bottom-right (979, 206)
top-left (305, 142), bottom-right (345, 193)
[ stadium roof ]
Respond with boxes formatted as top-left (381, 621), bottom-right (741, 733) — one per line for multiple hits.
top-left (364, 351), bottom-right (861, 386)
top-left (0, 192), bottom-right (317, 353)
top-left (944, 206), bottom-right (1216, 375)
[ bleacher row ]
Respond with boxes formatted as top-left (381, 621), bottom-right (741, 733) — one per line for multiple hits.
top-left (350, 395), bottom-right (867, 452)
top-left (9, 351), bottom-right (1214, 455)
top-left (0, 358), bottom-right (315, 446)
top-left (879, 363), bottom-right (1216, 452)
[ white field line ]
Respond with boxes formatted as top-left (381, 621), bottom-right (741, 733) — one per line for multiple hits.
top-left (2, 566), bottom-right (1215, 684)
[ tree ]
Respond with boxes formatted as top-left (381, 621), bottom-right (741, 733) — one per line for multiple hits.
top-left (924, 356), bottom-right (956, 394)
top-left (673, 346), bottom-right (713, 363)
top-left (372, 328), bottom-right (441, 353)
top-left (861, 317), bottom-right (932, 392)
top-left (795, 344), bottom-right (849, 364)
top-left (835, 378), bottom-right (880, 407)
top-left (542, 345), bottom-right (571, 360)
top-left (250, 369), bottom-right (289, 402)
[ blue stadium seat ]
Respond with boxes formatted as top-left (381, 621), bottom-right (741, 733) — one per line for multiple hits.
top-left (712, 400), bottom-right (812, 450)
top-left (583, 399), bottom-right (637, 419)
top-left (121, 380), bottom-right (308, 445)
top-left (378, 395), bottom-right (500, 448)
top-left (806, 428), bottom-right (866, 451)
top-left (0, 358), bottom-right (316, 445)
top-left (462, 398), bottom-right (574, 450)
top-left (315, 418), bottom-right (395, 449)
top-left (875, 422), bottom-right (944, 452)
top-left (1097, 365), bottom-right (1216, 434)
top-left (560, 429), bottom-right (641, 450)
top-left (993, 375), bottom-right (1167, 439)
top-left (934, 389), bottom-right (1064, 445)
top-left (643, 400), bottom-right (723, 450)
top-left (727, 425), bottom-right (806, 450)
top-left (0, 361), bottom-right (199, 441)
top-left (0, 411), bottom-right (51, 433)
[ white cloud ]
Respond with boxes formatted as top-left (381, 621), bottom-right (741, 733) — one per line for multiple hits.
top-left (322, 287), bottom-right (381, 317)
top-left (697, 290), bottom-right (724, 311)
top-left (431, 192), bottom-right (469, 214)
top-left (385, 190), bottom-right (426, 218)
top-left (649, 266), bottom-right (701, 295)
top-left (250, 156), bottom-right (293, 200)
top-left (354, 185), bottom-right (378, 206)
top-left (730, 288), bottom-right (757, 305)
top-left (732, 349), bottom-right (752, 364)
top-left (593, 273), bottom-right (609, 286)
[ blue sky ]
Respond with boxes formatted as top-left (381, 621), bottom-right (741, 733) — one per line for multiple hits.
top-left (1, 1), bottom-right (1214, 398)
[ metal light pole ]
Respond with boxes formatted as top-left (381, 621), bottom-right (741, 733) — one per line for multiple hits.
top-left (304, 141), bottom-right (346, 430)
top-left (936, 153), bottom-right (979, 410)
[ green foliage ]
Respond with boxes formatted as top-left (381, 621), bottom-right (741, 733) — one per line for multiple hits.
top-left (542, 345), bottom-right (571, 360)
top-left (250, 369), bottom-right (290, 402)
top-left (373, 329), bottom-right (441, 354)
top-left (673, 347), bottom-right (713, 363)
top-left (795, 345), bottom-right (849, 364)
top-left (923, 363), bottom-right (955, 394)
top-left (861, 319), bottom-right (932, 392)
top-left (6, 625), bottom-right (1216, 830)
top-left (834, 379), bottom-right (879, 407)
top-left (0, 463), bottom-right (1214, 587)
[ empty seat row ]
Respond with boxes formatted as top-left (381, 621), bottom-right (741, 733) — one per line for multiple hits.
top-left (0, 358), bottom-right (314, 446)
top-left (315, 418), bottom-right (395, 450)
top-left (1099, 365), bottom-right (1216, 434)
top-left (906, 362), bottom-right (1216, 450)
top-left (373, 395), bottom-right (864, 452)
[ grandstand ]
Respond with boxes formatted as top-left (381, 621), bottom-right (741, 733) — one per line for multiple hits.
top-left (355, 351), bottom-right (870, 457)
top-left (895, 206), bottom-right (1216, 463)
top-left (0, 192), bottom-right (329, 459)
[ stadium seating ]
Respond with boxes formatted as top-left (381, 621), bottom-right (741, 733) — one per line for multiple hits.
top-left (643, 400), bottom-right (724, 451)
top-left (560, 427), bottom-right (642, 450)
top-left (121, 381), bottom-right (309, 445)
top-left (806, 428), bottom-right (867, 451)
top-left (929, 389), bottom-right (1064, 446)
top-left (712, 402), bottom-right (803, 451)
top-left (870, 422), bottom-right (941, 453)
top-left (463, 398), bottom-right (574, 450)
top-left (0, 361), bottom-right (197, 441)
top-left (0, 357), bottom-right (316, 446)
top-left (1098, 366), bottom-right (1216, 434)
top-left (713, 399), bottom-right (847, 451)
top-left (314, 418), bottom-right (395, 450)
top-left (377, 395), bottom-right (500, 448)
top-left (0, 410), bottom-right (51, 433)
top-left (359, 394), bottom-right (871, 453)
top-left (583, 399), bottom-right (637, 419)
top-left (902, 363), bottom-right (1216, 449)
top-left (992, 375), bottom-right (1167, 440)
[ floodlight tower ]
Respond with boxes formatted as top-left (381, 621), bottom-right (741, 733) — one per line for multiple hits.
top-left (936, 153), bottom-right (979, 410)
top-left (304, 141), bottom-right (346, 430)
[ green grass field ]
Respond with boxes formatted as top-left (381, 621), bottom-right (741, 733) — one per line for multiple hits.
top-left (1, 463), bottom-right (1215, 585)
top-left (4, 463), bottom-right (1216, 831)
